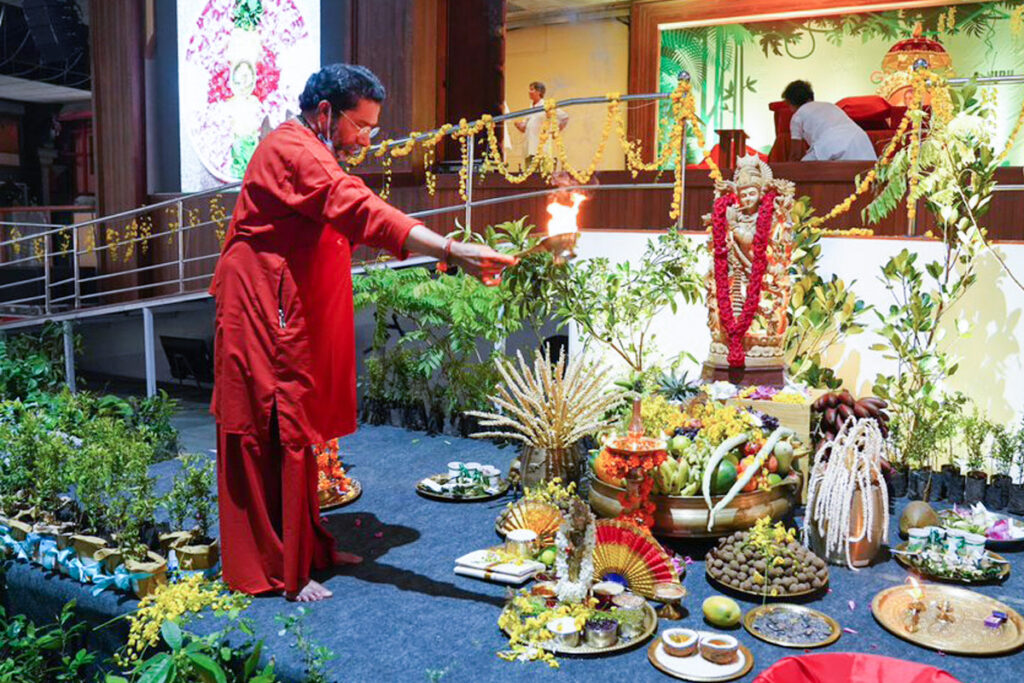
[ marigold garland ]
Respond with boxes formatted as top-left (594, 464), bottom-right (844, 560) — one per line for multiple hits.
top-left (604, 447), bottom-right (667, 529)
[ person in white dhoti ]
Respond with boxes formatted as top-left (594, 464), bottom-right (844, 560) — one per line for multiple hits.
top-left (515, 81), bottom-right (569, 170)
top-left (783, 80), bottom-right (877, 162)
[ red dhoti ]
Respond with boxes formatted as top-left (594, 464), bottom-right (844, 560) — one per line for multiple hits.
top-left (217, 420), bottom-right (338, 595)
top-left (210, 120), bottom-right (417, 595)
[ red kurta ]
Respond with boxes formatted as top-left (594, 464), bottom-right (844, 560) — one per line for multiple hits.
top-left (209, 120), bottom-right (417, 594)
top-left (210, 119), bottom-right (417, 447)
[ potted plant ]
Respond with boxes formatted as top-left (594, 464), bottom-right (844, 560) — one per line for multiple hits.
top-left (988, 422), bottom-right (1016, 511)
top-left (961, 410), bottom-right (992, 505)
top-left (163, 453), bottom-right (219, 572)
top-left (66, 419), bottom-right (120, 565)
top-left (1006, 417), bottom-right (1024, 515)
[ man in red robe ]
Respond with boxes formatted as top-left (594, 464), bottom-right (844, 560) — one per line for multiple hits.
top-left (210, 64), bottom-right (514, 602)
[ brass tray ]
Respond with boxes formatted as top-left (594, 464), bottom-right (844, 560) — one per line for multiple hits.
top-left (893, 542), bottom-right (1010, 584)
top-left (500, 603), bottom-right (657, 656)
top-left (871, 583), bottom-right (1024, 655)
top-left (319, 479), bottom-right (361, 511)
top-left (416, 474), bottom-right (510, 502)
top-left (742, 603), bottom-right (841, 648)
top-left (647, 637), bottom-right (754, 682)
top-left (705, 570), bottom-right (827, 601)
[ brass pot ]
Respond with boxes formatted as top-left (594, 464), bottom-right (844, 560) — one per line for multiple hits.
top-left (808, 482), bottom-right (886, 567)
top-left (589, 471), bottom-right (801, 538)
top-left (519, 442), bottom-right (587, 489)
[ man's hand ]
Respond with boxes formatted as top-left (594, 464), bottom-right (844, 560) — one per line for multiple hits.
top-left (449, 242), bottom-right (518, 286)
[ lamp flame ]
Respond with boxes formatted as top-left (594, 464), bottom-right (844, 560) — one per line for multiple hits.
top-left (546, 192), bottom-right (587, 236)
top-left (906, 576), bottom-right (924, 600)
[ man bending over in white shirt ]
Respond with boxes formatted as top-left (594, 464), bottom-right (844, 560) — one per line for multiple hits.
top-left (783, 80), bottom-right (877, 162)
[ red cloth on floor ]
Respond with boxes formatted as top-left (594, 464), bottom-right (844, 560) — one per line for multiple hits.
top-left (753, 653), bottom-right (961, 683)
top-left (217, 422), bottom-right (338, 595)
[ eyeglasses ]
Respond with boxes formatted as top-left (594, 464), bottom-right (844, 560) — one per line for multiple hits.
top-left (340, 109), bottom-right (380, 140)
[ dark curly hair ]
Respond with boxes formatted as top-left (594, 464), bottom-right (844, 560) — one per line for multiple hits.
top-left (782, 80), bottom-right (814, 108)
top-left (299, 64), bottom-right (386, 113)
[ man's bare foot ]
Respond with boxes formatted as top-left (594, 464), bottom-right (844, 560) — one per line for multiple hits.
top-left (285, 579), bottom-right (333, 602)
top-left (335, 550), bottom-right (363, 565)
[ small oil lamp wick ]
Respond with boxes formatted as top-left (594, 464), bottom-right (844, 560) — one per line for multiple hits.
top-left (903, 580), bottom-right (926, 633)
top-left (935, 598), bottom-right (955, 624)
top-left (514, 193), bottom-right (585, 265)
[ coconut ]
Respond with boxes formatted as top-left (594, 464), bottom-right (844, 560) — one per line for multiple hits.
top-left (900, 501), bottom-right (939, 536)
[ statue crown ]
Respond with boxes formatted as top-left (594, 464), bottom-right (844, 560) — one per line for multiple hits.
top-left (733, 153), bottom-right (773, 188)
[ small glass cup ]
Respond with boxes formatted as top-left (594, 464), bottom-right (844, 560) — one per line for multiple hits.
top-left (447, 461), bottom-right (463, 479)
top-left (907, 527), bottom-right (929, 553)
top-left (945, 529), bottom-right (966, 555)
top-left (505, 529), bottom-right (538, 558)
top-left (926, 526), bottom-right (947, 546)
top-left (963, 533), bottom-right (987, 560)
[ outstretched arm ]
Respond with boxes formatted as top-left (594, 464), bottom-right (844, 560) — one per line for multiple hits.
top-left (403, 225), bottom-right (518, 286)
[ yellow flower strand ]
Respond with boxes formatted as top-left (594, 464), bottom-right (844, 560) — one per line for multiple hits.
top-left (116, 576), bottom-right (250, 668)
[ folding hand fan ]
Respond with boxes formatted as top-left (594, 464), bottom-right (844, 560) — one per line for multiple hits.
top-left (496, 500), bottom-right (563, 546)
top-left (593, 519), bottom-right (678, 598)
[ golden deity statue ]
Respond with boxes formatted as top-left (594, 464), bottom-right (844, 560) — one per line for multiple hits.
top-left (702, 155), bottom-right (795, 385)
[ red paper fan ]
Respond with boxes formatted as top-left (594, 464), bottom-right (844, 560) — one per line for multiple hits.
top-left (593, 520), bottom-right (678, 598)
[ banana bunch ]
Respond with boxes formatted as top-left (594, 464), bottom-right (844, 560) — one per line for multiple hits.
top-left (812, 389), bottom-right (889, 441)
top-left (653, 455), bottom-right (701, 497)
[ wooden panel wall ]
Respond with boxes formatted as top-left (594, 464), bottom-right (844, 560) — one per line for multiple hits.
top-left (90, 0), bottom-right (147, 216)
top-left (440, 0), bottom-right (505, 161)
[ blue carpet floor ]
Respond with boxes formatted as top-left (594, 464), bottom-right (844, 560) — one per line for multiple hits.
top-left (5, 404), bottom-right (1023, 682)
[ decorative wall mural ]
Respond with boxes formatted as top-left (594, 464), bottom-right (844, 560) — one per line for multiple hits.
top-left (658, 2), bottom-right (1022, 167)
top-left (178, 0), bottom-right (320, 191)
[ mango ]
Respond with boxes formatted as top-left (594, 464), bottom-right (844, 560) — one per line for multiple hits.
top-left (703, 595), bottom-right (742, 627)
top-left (773, 440), bottom-right (795, 475)
top-left (712, 460), bottom-right (737, 495)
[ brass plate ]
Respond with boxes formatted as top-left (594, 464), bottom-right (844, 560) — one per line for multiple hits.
top-left (871, 583), bottom-right (1024, 655)
top-left (743, 603), bottom-right (841, 649)
top-left (893, 542), bottom-right (1010, 584)
top-left (319, 479), bottom-right (361, 511)
top-left (416, 474), bottom-right (510, 502)
top-left (705, 570), bottom-right (826, 601)
top-left (647, 639), bottom-right (754, 682)
top-left (500, 603), bottom-right (657, 656)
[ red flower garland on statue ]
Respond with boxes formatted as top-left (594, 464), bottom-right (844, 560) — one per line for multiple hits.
top-left (710, 190), bottom-right (778, 367)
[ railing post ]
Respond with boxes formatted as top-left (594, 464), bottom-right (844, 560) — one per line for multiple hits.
top-left (72, 222), bottom-right (80, 309)
top-left (143, 306), bottom-right (156, 397)
top-left (63, 320), bottom-right (76, 393)
top-left (43, 231), bottom-right (51, 314)
top-left (177, 200), bottom-right (185, 293)
top-left (465, 134), bottom-right (474, 233)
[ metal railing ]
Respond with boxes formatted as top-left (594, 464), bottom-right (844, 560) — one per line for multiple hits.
top-left (0, 78), bottom-right (1021, 394)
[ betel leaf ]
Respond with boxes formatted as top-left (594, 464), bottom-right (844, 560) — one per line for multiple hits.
top-left (185, 652), bottom-right (228, 683)
top-left (137, 653), bottom-right (175, 683)
top-left (160, 621), bottom-right (182, 652)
